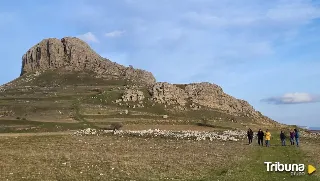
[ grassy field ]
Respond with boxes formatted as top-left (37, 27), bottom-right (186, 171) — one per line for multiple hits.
top-left (0, 71), bottom-right (317, 180)
top-left (0, 131), bottom-right (318, 181)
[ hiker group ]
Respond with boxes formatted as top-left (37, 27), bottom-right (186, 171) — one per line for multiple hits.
top-left (247, 128), bottom-right (300, 147)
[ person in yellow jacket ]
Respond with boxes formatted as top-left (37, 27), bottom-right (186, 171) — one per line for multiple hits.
top-left (265, 129), bottom-right (271, 147)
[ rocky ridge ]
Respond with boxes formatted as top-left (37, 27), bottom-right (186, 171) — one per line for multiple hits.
top-left (21, 37), bottom-right (156, 85)
top-left (116, 82), bottom-right (273, 124)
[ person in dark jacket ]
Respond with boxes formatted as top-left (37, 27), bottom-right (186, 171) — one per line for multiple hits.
top-left (280, 131), bottom-right (286, 146)
top-left (257, 129), bottom-right (264, 146)
top-left (290, 130), bottom-right (295, 145)
top-left (294, 129), bottom-right (300, 147)
top-left (247, 128), bottom-right (253, 144)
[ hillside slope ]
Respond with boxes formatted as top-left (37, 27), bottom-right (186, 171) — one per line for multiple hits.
top-left (0, 37), bottom-right (280, 132)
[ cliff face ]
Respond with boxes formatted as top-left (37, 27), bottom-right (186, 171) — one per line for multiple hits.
top-left (21, 37), bottom-right (156, 85)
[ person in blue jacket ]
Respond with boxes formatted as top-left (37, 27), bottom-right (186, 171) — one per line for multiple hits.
top-left (294, 128), bottom-right (300, 147)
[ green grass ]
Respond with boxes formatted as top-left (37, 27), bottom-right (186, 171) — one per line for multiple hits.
top-left (0, 132), bottom-right (318, 180)
top-left (21, 70), bottom-right (128, 86)
top-left (197, 133), bottom-right (319, 181)
top-left (0, 119), bottom-right (89, 133)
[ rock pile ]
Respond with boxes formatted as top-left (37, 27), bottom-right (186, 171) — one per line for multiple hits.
top-left (121, 89), bottom-right (145, 102)
top-left (73, 128), bottom-right (98, 136)
top-left (21, 37), bottom-right (156, 85)
top-left (301, 131), bottom-right (320, 139)
top-left (0, 110), bottom-right (14, 118)
top-left (73, 128), bottom-right (247, 141)
top-left (22, 71), bottom-right (41, 83)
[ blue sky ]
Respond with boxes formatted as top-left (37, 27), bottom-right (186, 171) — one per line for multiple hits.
top-left (0, 0), bottom-right (319, 127)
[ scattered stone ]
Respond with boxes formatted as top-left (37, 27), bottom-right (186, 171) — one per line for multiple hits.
top-left (0, 110), bottom-right (14, 117)
top-left (73, 128), bottom-right (97, 136)
top-left (73, 128), bottom-right (246, 142)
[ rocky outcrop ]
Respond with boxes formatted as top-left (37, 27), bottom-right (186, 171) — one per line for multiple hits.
top-left (148, 82), bottom-right (273, 123)
top-left (21, 37), bottom-right (156, 85)
top-left (150, 82), bottom-right (188, 106)
top-left (121, 89), bottom-right (145, 102)
top-left (184, 82), bottom-right (258, 116)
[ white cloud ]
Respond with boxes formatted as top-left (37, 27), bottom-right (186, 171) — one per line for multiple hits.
top-left (57, 0), bottom-right (320, 83)
top-left (182, 0), bottom-right (320, 29)
top-left (77, 32), bottom-right (99, 43)
top-left (261, 93), bottom-right (320, 104)
top-left (104, 30), bottom-right (125, 38)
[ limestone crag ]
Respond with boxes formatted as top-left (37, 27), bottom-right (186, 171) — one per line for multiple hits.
top-left (148, 82), bottom-right (268, 121)
top-left (150, 82), bottom-right (188, 106)
top-left (21, 37), bottom-right (156, 85)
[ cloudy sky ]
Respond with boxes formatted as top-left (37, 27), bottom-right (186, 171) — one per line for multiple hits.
top-left (0, 0), bottom-right (319, 127)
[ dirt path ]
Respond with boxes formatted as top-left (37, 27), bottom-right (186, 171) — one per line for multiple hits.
top-left (0, 131), bottom-right (74, 137)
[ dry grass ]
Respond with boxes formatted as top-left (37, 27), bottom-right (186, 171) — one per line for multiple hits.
top-left (0, 135), bottom-right (249, 181)
top-left (301, 138), bottom-right (320, 177)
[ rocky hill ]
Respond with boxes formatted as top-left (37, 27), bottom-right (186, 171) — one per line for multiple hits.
top-left (21, 37), bottom-right (156, 85)
top-left (0, 37), bottom-right (280, 129)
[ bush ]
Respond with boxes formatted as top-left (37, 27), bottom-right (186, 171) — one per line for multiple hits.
top-left (110, 122), bottom-right (123, 131)
top-left (92, 88), bottom-right (103, 94)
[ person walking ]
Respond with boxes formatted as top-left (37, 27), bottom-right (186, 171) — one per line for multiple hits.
top-left (265, 129), bottom-right (271, 147)
top-left (247, 128), bottom-right (253, 144)
top-left (290, 130), bottom-right (295, 145)
top-left (280, 131), bottom-right (286, 146)
top-left (257, 129), bottom-right (264, 146)
top-left (294, 129), bottom-right (300, 147)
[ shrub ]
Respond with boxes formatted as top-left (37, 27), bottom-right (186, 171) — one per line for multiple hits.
top-left (110, 122), bottom-right (123, 131)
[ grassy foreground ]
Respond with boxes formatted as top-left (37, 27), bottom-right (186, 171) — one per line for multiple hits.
top-left (0, 131), bottom-right (318, 181)
top-left (203, 139), bottom-right (320, 181)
